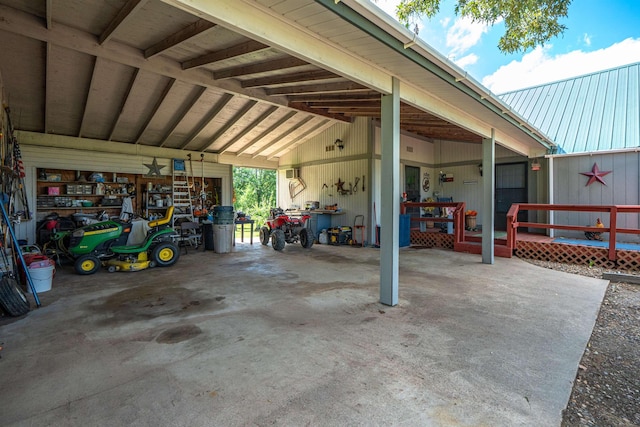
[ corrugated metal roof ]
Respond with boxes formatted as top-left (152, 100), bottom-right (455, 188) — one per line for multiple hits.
top-left (499, 62), bottom-right (640, 154)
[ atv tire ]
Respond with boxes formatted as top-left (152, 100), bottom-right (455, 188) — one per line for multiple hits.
top-left (0, 275), bottom-right (30, 316)
top-left (259, 226), bottom-right (271, 245)
top-left (151, 242), bottom-right (180, 267)
top-left (75, 254), bottom-right (101, 275)
top-left (300, 228), bottom-right (314, 249)
top-left (271, 229), bottom-right (286, 251)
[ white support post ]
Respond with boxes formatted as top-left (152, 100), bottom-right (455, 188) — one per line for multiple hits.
top-left (380, 77), bottom-right (400, 306)
top-left (482, 129), bottom-right (495, 264)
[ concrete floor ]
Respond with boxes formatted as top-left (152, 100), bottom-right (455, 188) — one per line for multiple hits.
top-left (1, 242), bottom-right (608, 426)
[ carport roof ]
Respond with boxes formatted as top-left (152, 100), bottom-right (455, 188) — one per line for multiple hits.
top-left (0, 0), bottom-right (555, 163)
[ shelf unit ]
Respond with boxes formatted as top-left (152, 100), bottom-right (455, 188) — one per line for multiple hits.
top-left (36, 169), bottom-right (137, 216)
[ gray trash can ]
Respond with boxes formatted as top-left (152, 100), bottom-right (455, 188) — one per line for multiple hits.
top-left (213, 224), bottom-right (233, 253)
top-left (202, 221), bottom-right (214, 250)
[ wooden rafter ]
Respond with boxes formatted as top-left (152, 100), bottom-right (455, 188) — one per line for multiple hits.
top-left (217, 106), bottom-right (278, 155)
top-left (99, 0), bottom-right (148, 45)
top-left (213, 57), bottom-right (308, 80)
top-left (159, 86), bottom-right (207, 147)
top-left (177, 93), bottom-right (234, 150)
top-left (251, 116), bottom-right (314, 158)
top-left (267, 119), bottom-right (332, 160)
top-left (201, 100), bottom-right (258, 152)
top-left (78, 56), bottom-right (100, 138)
top-left (109, 68), bottom-right (140, 141)
top-left (182, 40), bottom-right (270, 70)
top-left (241, 70), bottom-right (339, 88)
top-left (135, 78), bottom-right (176, 143)
top-left (267, 81), bottom-right (369, 95)
top-left (236, 111), bottom-right (298, 156)
top-left (144, 19), bottom-right (216, 59)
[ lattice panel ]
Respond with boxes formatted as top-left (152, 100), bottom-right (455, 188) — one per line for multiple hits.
top-left (615, 250), bottom-right (640, 271)
top-left (410, 231), bottom-right (454, 249)
top-left (515, 241), bottom-right (617, 269)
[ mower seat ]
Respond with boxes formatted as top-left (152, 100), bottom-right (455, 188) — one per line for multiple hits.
top-left (149, 205), bottom-right (174, 228)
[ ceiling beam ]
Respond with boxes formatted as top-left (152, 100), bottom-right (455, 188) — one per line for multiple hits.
top-left (289, 102), bottom-right (352, 122)
top-left (267, 119), bottom-right (332, 160)
top-left (144, 19), bottom-right (216, 59)
top-left (78, 57), bottom-right (100, 138)
top-left (235, 110), bottom-right (297, 156)
top-left (109, 68), bottom-right (140, 141)
top-left (213, 57), bottom-right (308, 80)
top-left (287, 93), bottom-right (380, 102)
top-left (267, 81), bottom-right (369, 95)
top-left (44, 42), bottom-right (52, 133)
top-left (241, 70), bottom-right (339, 88)
top-left (45, 0), bottom-right (52, 29)
top-left (159, 86), bottom-right (207, 147)
top-left (177, 93), bottom-right (234, 150)
top-left (99, 0), bottom-right (148, 45)
top-left (216, 106), bottom-right (278, 154)
top-left (0, 5), bottom-right (291, 108)
top-left (182, 40), bottom-right (270, 70)
top-left (201, 100), bottom-right (258, 152)
top-left (135, 78), bottom-right (176, 143)
top-left (251, 116), bottom-right (314, 158)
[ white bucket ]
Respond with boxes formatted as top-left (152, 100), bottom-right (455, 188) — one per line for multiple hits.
top-left (213, 224), bottom-right (233, 253)
top-left (26, 265), bottom-right (54, 293)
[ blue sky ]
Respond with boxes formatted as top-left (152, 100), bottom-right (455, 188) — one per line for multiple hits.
top-left (375, 0), bottom-right (640, 93)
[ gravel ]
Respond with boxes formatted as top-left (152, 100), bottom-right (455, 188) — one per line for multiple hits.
top-left (524, 260), bottom-right (640, 426)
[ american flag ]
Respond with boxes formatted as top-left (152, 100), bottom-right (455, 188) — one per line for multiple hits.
top-left (13, 142), bottom-right (25, 178)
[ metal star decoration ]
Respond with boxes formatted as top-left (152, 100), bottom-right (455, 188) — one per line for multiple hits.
top-left (144, 157), bottom-right (166, 177)
top-left (580, 163), bottom-right (611, 186)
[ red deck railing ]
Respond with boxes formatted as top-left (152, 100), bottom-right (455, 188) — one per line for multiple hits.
top-left (507, 204), bottom-right (640, 261)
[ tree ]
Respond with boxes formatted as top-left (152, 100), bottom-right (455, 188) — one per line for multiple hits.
top-left (394, 0), bottom-right (572, 54)
top-left (232, 167), bottom-right (276, 227)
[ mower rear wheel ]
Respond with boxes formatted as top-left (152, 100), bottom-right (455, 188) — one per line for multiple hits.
top-left (0, 275), bottom-right (30, 316)
top-left (151, 242), bottom-right (180, 267)
top-left (259, 226), bottom-right (271, 245)
top-left (300, 228), bottom-right (314, 249)
top-left (271, 229), bottom-right (286, 251)
top-left (75, 254), bottom-right (101, 275)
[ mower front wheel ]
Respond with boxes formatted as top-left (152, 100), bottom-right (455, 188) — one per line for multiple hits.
top-left (300, 228), bottom-right (314, 249)
top-left (259, 226), bottom-right (271, 245)
top-left (75, 254), bottom-right (101, 275)
top-left (151, 242), bottom-right (180, 267)
top-left (271, 229), bottom-right (286, 251)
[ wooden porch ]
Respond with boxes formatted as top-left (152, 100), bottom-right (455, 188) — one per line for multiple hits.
top-left (402, 202), bottom-right (640, 272)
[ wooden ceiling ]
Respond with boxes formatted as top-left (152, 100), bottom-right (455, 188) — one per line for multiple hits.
top-left (0, 0), bottom-right (481, 163)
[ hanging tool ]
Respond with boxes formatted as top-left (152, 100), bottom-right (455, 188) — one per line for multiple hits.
top-left (353, 176), bottom-right (360, 193)
top-left (3, 106), bottom-right (31, 220)
top-left (362, 175), bottom-right (365, 192)
top-left (199, 154), bottom-right (208, 202)
top-left (187, 153), bottom-right (195, 189)
top-left (0, 193), bottom-right (40, 306)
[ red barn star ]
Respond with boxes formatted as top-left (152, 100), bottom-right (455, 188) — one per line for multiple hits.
top-left (580, 163), bottom-right (611, 186)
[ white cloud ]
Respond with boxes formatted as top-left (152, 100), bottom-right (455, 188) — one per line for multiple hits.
top-left (482, 37), bottom-right (640, 93)
top-left (440, 17), bottom-right (451, 27)
top-left (583, 33), bottom-right (592, 46)
top-left (454, 53), bottom-right (478, 68)
top-left (446, 16), bottom-right (490, 57)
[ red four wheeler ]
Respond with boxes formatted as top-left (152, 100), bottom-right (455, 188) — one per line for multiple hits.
top-left (259, 208), bottom-right (314, 251)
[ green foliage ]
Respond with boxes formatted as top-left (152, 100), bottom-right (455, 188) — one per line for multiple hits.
top-left (394, 0), bottom-right (571, 54)
top-left (232, 167), bottom-right (276, 226)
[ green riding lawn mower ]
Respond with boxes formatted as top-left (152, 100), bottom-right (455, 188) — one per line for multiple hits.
top-left (45, 206), bottom-right (180, 275)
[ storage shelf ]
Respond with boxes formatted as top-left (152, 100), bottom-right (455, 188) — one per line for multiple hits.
top-left (38, 194), bottom-right (129, 197)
